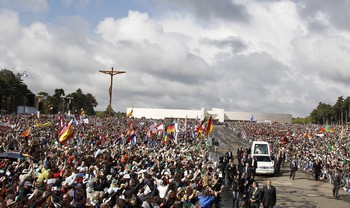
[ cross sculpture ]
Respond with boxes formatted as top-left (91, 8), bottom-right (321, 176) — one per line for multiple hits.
top-left (99, 67), bottom-right (126, 116)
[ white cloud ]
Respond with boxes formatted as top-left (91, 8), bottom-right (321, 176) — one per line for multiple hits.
top-left (1, 1), bottom-right (350, 118)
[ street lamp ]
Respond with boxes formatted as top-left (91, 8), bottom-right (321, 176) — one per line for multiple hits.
top-left (66, 96), bottom-right (73, 116)
top-left (18, 71), bottom-right (29, 114)
top-left (36, 94), bottom-right (44, 118)
top-left (21, 71), bottom-right (28, 78)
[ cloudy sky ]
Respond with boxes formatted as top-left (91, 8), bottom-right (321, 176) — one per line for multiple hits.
top-left (1, 0), bottom-right (350, 117)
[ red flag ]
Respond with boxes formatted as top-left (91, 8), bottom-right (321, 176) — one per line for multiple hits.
top-left (205, 116), bottom-right (213, 136)
top-left (59, 122), bottom-right (74, 144)
top-left (22, 127), bottom-right (31, 138)
top-left (166, 125), bottom-right (175, 134)
top-left (126, 109), bottom-right (133, 118)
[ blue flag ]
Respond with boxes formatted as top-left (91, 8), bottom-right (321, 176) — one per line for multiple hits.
top-left (250, 114), bottom-right (254, 124)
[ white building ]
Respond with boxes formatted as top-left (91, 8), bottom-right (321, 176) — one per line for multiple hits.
top-left (126, 107), bottom-right (292, 124)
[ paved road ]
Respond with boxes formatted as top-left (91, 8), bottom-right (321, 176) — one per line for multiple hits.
top-left (208, 125), bottom-right (350, 208)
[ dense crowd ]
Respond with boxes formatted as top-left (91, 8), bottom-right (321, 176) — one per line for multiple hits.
top-left (0, 114), bottom-right (223, 208)
top-left (1, 114), bottom-right (350, 207)
top-left (228, 122), bottom-right (350, 194)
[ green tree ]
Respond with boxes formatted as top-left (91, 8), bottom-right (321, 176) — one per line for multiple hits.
top-left (36, 91), bottom-right (50, 114)
top-left (49, 88), bottom-right (65, 114)
top-left (341, 96), bottom-right (350, 124)
top-left (292, 116), bottom-right (312, 124)
top-left (332, 96), bottom-right (344, 125)
top-left (67, 88), bottom-right (98, 115)
top-left (0, 69), bottom-right (32, 113)
top-left (310, 102), bottom-right (332, 124)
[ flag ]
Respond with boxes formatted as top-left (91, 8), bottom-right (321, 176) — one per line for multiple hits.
top-left (195, 119), bottom-right (205, 138)
top-left (162, 134), bottom-right (168, 144)
top-left (250, 115), bottom-right (254, 124)
top-left (35, 122), bottom-right (51, 128)
top-left (166, 125), bottom-right (175, 134)
top-left (22, 127), bottom-right (31, 138)
top-left (128, 120), bottom-right (133, 130)
top-left (72, 113), bottom-right (79, 126)
top-left (325, 124), bottom-right (330, 132)
top-left (156, 123), bottom-right (164, 132)
top-left (173, 121), bottom-right (179, 143)
top-left (126, 129), bottom-right (136, 144)
top-left (319, 127), bottom-right (326, 133)
top-left (145, 130), bottom-right (151, 144)
top-left (149, 123), bottom-right (158, 134)
top-left (115, 133), bottom-right (124, 145)
top-left (126, 109), bottom-right (133, 118)
top-left (196, 118), bottom-right (205, 132)
top-left (131, 134), bottom-right (137, 146)
top-left (59, 115), bottom-right (64, 127)
top-left (0, 121), bottom-right (12, 130)
top-left (205, 116), bottom-right (213, 136)
top-left (59, 122), bottom-right (74, 144)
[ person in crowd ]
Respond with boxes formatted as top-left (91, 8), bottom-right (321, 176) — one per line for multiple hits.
top-left (249, 181), bottom-right (262, 208)
top-left (242, 162), bottom-right (252, 184)
top-left (226, 159), bottom-right (237, 190)
top-left (237, 146), bottom-right (244, 162)
top-left (251, 156), bottom-right (258, 180)
top-left (261, 179), bottom-right (276, 208)
top-left (290, 159), bottom-right (298, 180)
top-left (219, 156), bottom-right (228, 181)
top-left (332, 168), bottom-right (342, 199)
top-left (198, 186), bottom-right (216, 208)
top-left (226, 149), bottom-right (233, 161)
top-left (232, 175), bottom-right (240, 208)
top-left (313, 159), bottom-right (322, 181)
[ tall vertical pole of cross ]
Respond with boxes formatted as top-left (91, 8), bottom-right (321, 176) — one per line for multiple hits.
top-left (99, 67), bottom-right (126, 116)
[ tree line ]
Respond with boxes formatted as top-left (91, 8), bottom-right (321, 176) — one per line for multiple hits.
top-left (292, 96), bottom-right (350, 125)
top-left (0, 69), bottom-right (98, 115)
top-left (309, 96), bottom-right (350, 125)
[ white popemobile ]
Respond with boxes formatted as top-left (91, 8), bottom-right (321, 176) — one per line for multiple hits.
top-left (251, 141), bottom-right (275, 175)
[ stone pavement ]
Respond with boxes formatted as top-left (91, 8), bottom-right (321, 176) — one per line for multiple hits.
top-left (207, 125), bottom-right (350, 208)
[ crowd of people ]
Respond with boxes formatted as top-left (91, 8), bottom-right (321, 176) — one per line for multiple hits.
top-left (0, 114), bottom-right (225, 208)
top-left (1, 113), bottom-right (350, 207)
top-left (228, 122), bottom-right (350, 199)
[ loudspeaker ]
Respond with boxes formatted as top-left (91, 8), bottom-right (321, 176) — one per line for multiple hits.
top-left (27, 93), bottom-right (35, 107)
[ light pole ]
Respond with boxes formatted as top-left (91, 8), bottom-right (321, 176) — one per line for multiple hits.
top-left (18, 71), bottom-right (28, 114)
top-left (66, 96), bottom-right (73, 116)
top-left (36, 94), bottom-right (43, 118)
top-left (99, 67), bottom-right (126, 116)
top-left (61, 95), bottom-right (65, 114)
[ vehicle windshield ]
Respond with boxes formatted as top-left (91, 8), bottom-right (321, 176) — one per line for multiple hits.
top-left (253, 144), bottom-right (268, 155)
top-left (255, 156), bottom-right (271, 162)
